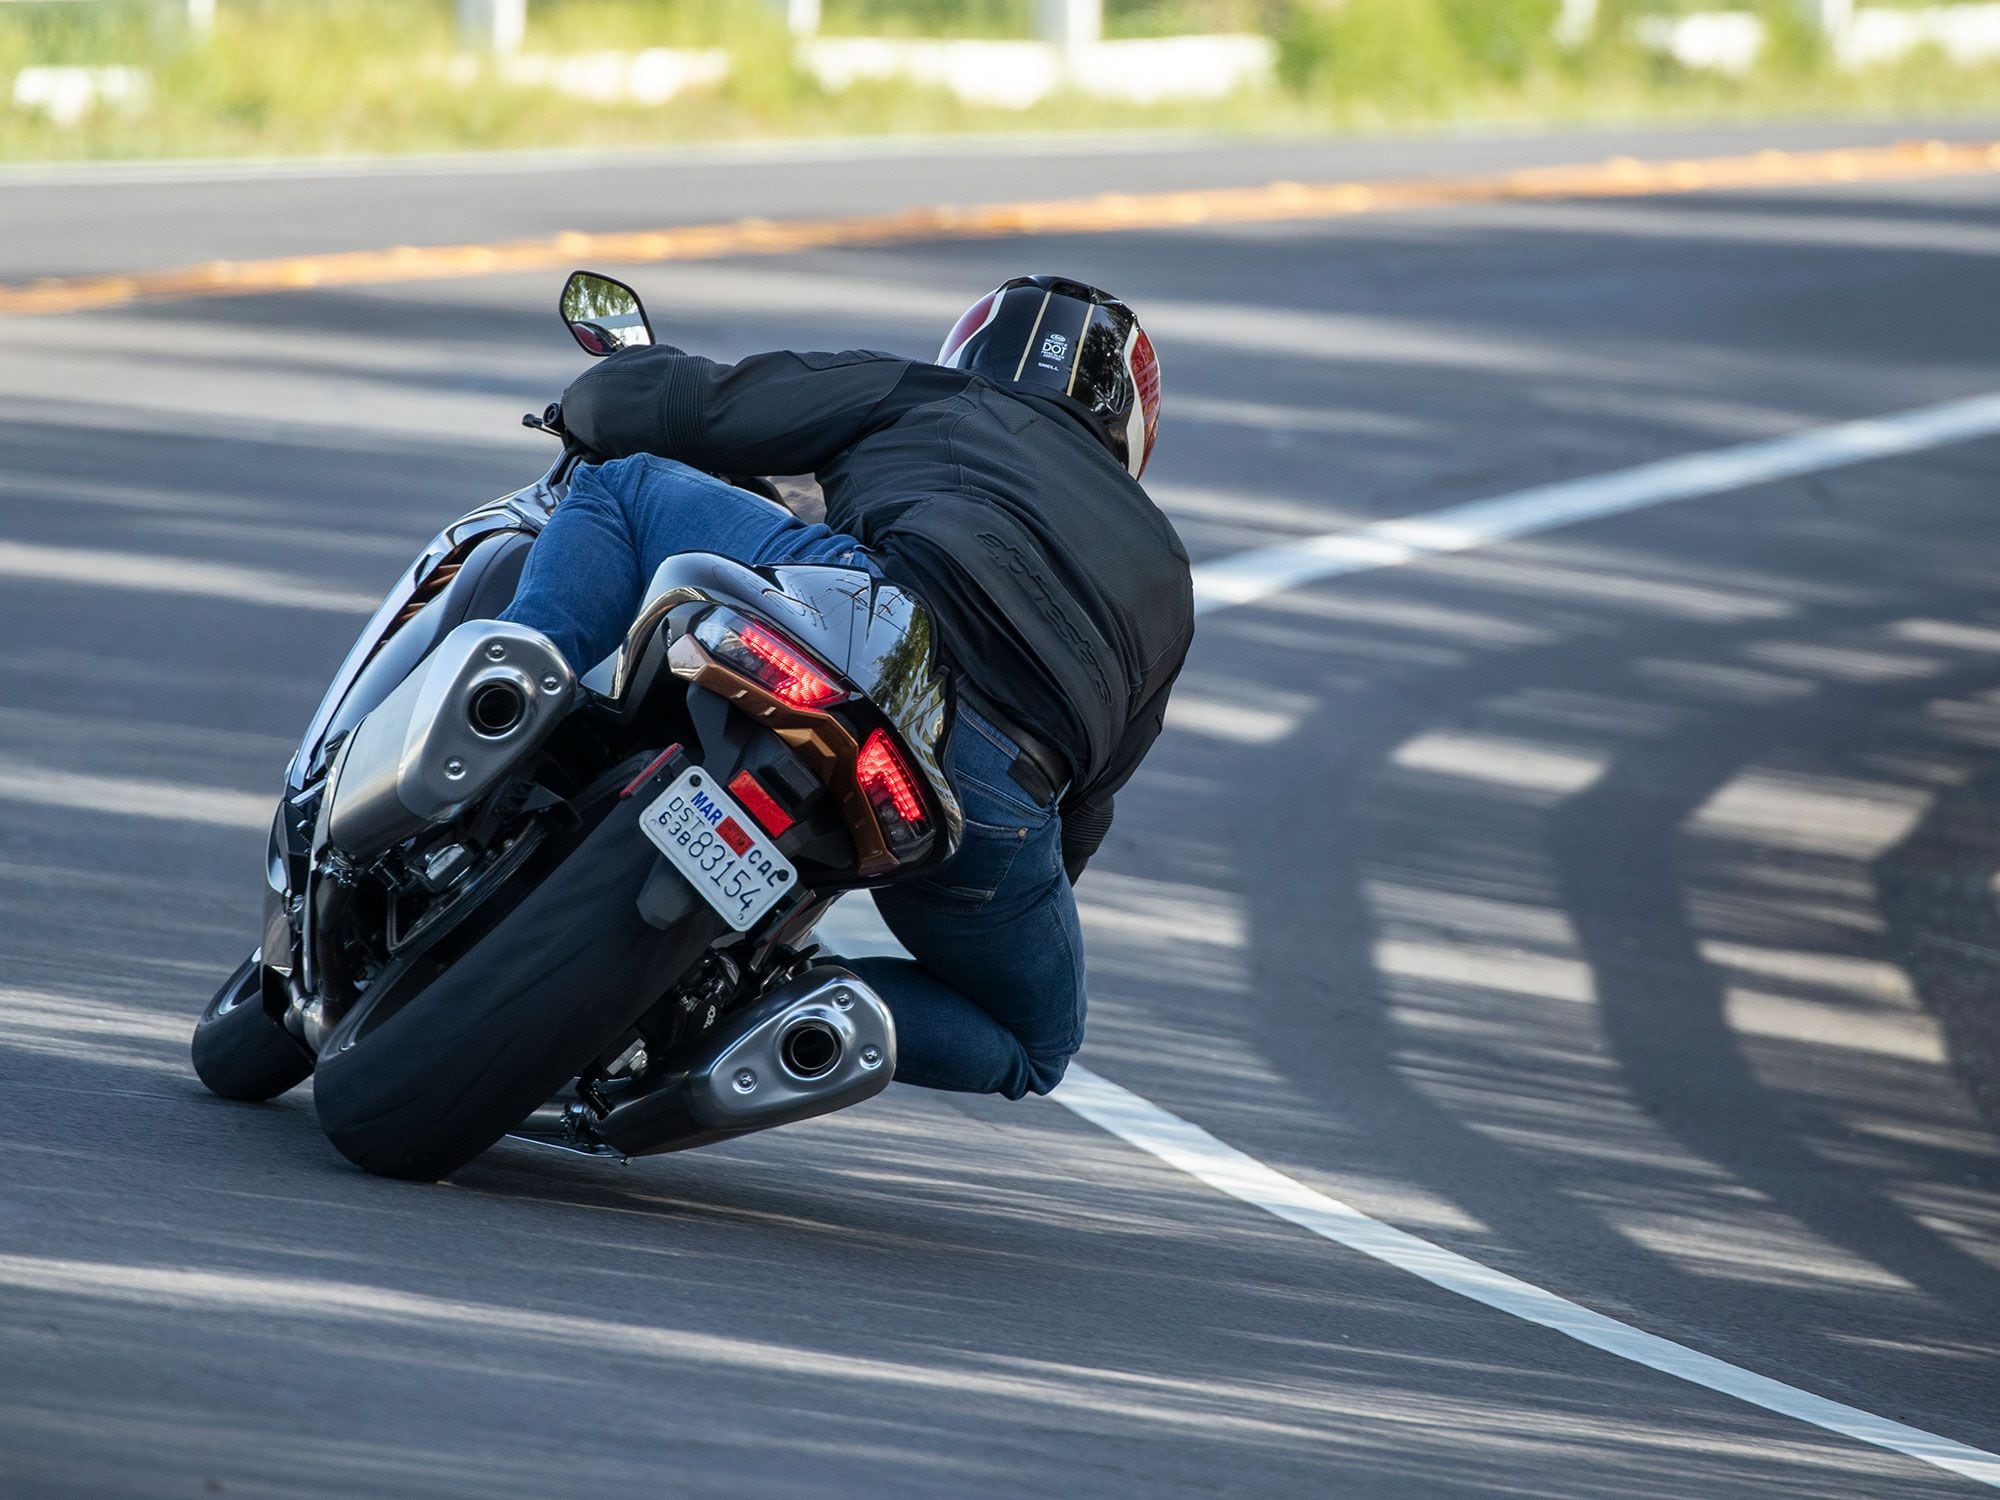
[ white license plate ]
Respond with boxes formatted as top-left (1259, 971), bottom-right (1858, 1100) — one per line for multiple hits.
top-left (639, 767), bottom-right (797, 931)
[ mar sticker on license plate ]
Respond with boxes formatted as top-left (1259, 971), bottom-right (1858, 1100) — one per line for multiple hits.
top-left (639, 767), bottom-right (797, 931)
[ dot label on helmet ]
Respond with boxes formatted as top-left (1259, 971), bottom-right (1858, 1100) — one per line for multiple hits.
top-left (1040, 331), bottom-right (1070, 363)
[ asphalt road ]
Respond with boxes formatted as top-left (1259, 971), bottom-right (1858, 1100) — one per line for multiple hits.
top-left (2, 120), bottom-right (1999, 1498)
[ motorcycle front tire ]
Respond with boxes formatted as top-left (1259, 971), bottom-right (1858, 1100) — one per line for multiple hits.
top-left (191, 953), bottom-right (315, 1103)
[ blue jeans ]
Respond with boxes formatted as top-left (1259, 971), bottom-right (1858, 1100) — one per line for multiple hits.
top-left (501, 455), bottom-right (1086, 1099)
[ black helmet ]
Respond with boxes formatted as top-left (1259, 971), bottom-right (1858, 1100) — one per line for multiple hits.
top-left (938, 274), bottom-right (1162, 480)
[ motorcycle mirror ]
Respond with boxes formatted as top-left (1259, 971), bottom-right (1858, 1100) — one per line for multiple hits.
top-left (561, 270), bottom-right (653, 357)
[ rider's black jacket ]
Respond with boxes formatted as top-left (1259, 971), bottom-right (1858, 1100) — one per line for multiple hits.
top-left (560, 344), bottom-right (1194, 876)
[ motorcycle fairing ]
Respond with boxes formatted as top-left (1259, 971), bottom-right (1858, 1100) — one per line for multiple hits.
top-left (265, 476), bottom-right (562, 984)
top-left (287, 476), bottom-right (562, 794)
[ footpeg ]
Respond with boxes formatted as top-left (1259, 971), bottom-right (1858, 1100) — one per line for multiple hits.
top-left (508, 1100), bottom-right (624, 1159)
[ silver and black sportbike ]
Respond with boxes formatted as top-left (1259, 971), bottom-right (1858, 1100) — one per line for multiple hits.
top-left (191, 271), bottom-right (961, 1181)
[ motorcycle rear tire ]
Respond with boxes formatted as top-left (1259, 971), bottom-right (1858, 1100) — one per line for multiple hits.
top-left (191, 953), bottom-right (315, 1103)
top-left (310, 791), bottom-right (721, 1182)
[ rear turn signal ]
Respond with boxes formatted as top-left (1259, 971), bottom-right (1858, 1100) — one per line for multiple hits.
top-left (693, 608), bottom-right (845, 710)
top-left (856, 728), bottom-right (931, 856)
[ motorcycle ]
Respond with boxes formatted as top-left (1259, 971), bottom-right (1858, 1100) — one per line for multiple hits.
top-left (191, 271), bottom-right (961, 1182)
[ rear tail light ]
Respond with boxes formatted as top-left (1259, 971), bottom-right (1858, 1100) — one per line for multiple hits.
top-left (856, 728), bottom-right (931, 856)
top-left (693, 608), bottom-right (844, 709)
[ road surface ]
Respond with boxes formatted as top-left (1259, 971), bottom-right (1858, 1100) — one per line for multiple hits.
top-left (1, 119), bottom-right (1998, 1497)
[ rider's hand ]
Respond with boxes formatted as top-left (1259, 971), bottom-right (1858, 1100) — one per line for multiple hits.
top-left (557, 354), bottom-right (632, 459)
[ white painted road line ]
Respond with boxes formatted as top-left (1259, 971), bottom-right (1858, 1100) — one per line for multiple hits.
top-left (0, 760), bottom-right (269, 830)
top-left (834, 386), bottom-right (2000, 1490)
top-left (821, 900), bottom-right (2000, 1489)
top-left (1058, 1065), bottom-right (2000, 1489)
top-left (0, 538), bottom-right (380, 615)
top-left (1190, 390), bottom-right (2000, 615)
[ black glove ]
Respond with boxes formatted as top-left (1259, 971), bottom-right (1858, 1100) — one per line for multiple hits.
top-left (1060, 795), bottom-right (1114, 885)
top-left (556, 347), bottom-right (648, 459)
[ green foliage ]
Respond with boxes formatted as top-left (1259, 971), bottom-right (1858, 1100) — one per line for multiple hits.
top-left (528, 0), bottom-right (768, 48)
top-left (819, 0), bottom-right (1033, 38)
top-left (1279, 0), bottom-right (1586, 116)
top-left (0, 0), bottom-right (1996, 162)
top-left (1278, 0), bottom-right (1472, 117)
top-left (1436, 0), bottom-right (1561, 80)
top-left (813, 1), bottom-right (1269, 39)
top-left (1104, 0), bottom-right (1277, 39)
top-left (1745, 0), bottom-right (1832, 80)
top-left (1277, 0), bottom-right (2000, 129)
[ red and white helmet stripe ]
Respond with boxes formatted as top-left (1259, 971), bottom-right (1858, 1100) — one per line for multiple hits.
top-left (938, 274), bottom-right (1163, 480)
top-left (1122, 324), bottom-right (1162, 480)
top-left (938, 291), bottom-right (1002, 369)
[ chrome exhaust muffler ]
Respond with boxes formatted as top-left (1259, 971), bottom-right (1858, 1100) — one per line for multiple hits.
top-left (318, 620), bottom-right (574, 857)
top-left (594, 966), bottom-right (896, 1157)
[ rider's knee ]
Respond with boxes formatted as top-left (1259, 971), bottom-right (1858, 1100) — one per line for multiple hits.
top-left (1020, 1044), bottom-right (1075, 1098)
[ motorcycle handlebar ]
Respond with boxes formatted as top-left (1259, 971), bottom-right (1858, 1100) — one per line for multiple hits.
top-left (522, 401), bottom-right (567, 438)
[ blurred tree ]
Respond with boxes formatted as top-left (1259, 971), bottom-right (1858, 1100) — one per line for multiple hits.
top-left (1438, 0), bottom-right (1558, 80)
top-left (1276, 0), bottom-right (1472, 112)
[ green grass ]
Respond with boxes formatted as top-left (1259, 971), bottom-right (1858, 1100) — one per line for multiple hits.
top-left (0, 0), bottom-right (1995, 164)
top-left (812, 0), bottom-right (1269, 38)
top-left (1275, 0), bottom-right (2000, 131)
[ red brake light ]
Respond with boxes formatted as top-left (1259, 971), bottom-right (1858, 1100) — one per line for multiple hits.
top-left (856, 728), bottom-right (930, 853)
top-left (737, 621), bottom-right (842, 708)
top-left (694, 609), bottom-right (844, 709)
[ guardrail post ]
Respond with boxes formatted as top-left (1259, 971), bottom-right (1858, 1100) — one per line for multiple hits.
top-left (457, 0), bottom-right (527, 54)
top-left (779, 0), bottom-right (820, 36)
top-left (1037, 0), bottom-right (1102, 57)
top-left (1804, 0), bottom-right (1854, 35)
top-left (186, 0), bottom-right (215, 34)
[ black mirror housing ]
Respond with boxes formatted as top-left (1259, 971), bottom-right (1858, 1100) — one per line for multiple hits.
top-left (561, 270), bottom-right (653, 356)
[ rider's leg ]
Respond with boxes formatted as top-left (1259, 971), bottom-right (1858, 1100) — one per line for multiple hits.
top-left (500, 455), bottom-right (865, 674)
top-left (847, 705), bottom-right (1086, 1098)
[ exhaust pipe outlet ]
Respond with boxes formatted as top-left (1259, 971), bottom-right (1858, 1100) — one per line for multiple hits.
top-left (779, 1019), bottom-right (842, 1080)
top-left (319, 621), bottom-right (574, 856)
top-left (468, 680), bottom-right (528, 739)
top-left (594, 966), bottom-right (895, 1157)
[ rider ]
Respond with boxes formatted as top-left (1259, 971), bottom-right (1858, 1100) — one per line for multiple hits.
top-left (499, 274), bottom-right (1193, 1100)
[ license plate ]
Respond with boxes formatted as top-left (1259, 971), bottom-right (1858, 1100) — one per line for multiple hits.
top-left (639, 767), bottom-right (797, 931)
